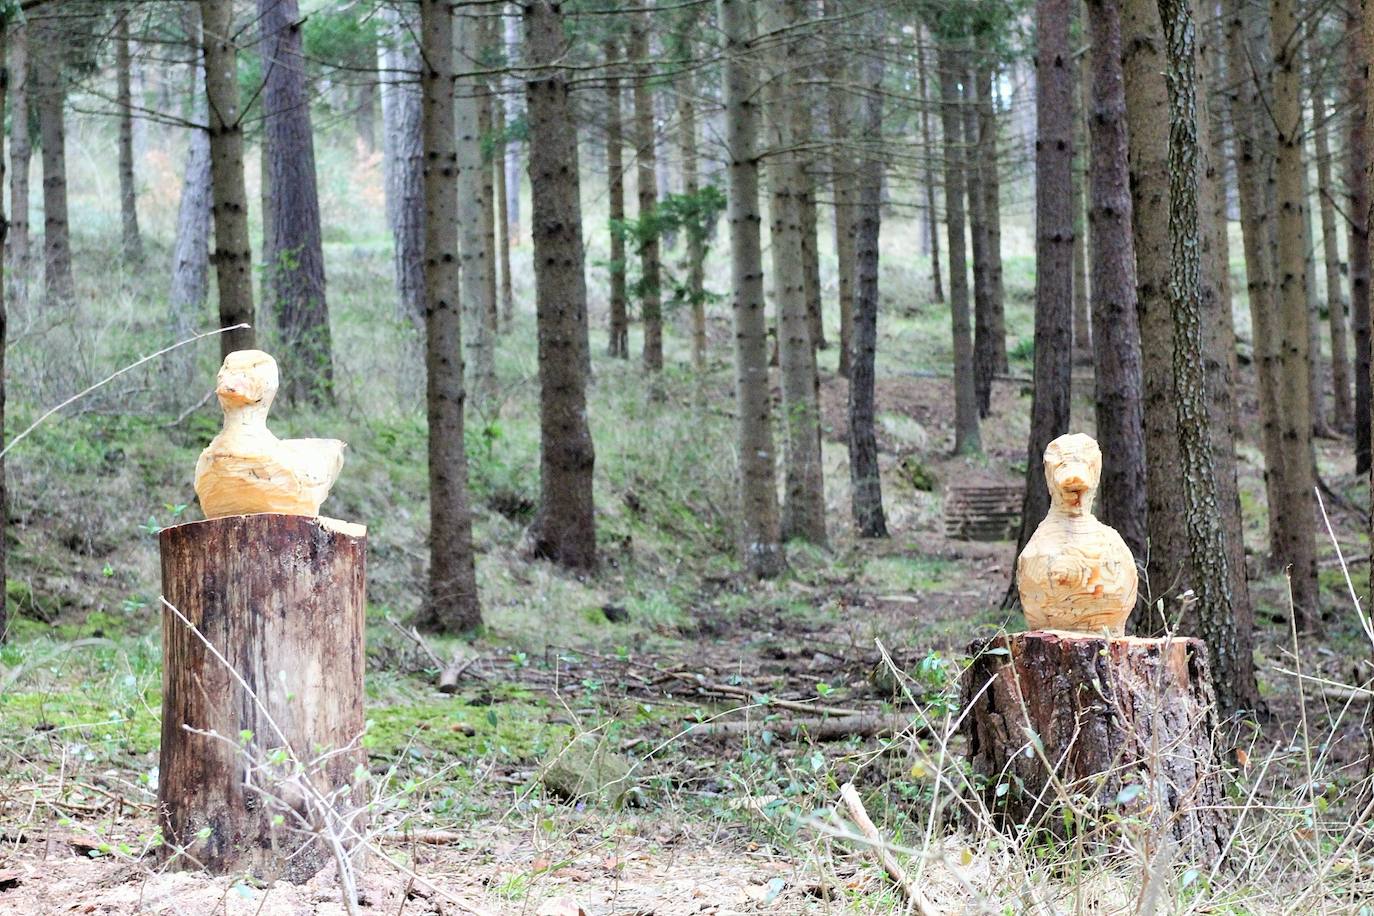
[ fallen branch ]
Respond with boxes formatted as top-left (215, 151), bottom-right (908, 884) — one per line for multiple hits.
top-left (693, 713), bottom-right (916, 741)
top-left (671, 673), bottom-right (863, 717)
top-left (438, 651), bottom-right (477, 694)
top-left (379, 830), bottom-right (464, 846)
top-left (839, 783), bottom-right (941, 916)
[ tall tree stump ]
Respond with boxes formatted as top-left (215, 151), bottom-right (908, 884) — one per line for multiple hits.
top-left (158, 513), bottom-right (367, 883)
top-left (962, 631), bottom-right (1230, 859)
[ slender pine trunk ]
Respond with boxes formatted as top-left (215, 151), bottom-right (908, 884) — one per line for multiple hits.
top-left (630, 13), bottom-right (663, 372)
top-left (1310, 54), bottom-right (1352, 430)
top-left (34, 8), bottom-right (73, 306)
top-left (604, 37), bottom-right (628, 359)
top-left (456, 8), bottom-right (496, 406)
top-left (116, 12), bottom-right (142, 264)
top-left (7, 21), bottom-right (28, 296)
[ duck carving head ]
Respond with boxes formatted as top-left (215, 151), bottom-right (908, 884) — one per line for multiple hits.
top-left (1044, 433), bottom-right (1101, 516)
top-left (216, 350), bottom-right (279, 416)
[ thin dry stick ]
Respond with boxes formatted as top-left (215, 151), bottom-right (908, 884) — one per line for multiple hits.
top-left (839, 782), bottom-right (942, 916)
top-left (1, 323), bottom-right (251, 461)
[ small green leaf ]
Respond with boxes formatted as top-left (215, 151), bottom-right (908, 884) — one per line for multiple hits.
top-left (1115, 784), bottom-right (1145, 806)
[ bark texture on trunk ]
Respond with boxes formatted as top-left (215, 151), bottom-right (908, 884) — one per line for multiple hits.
top-left (1086, 0), bottom-right (1146, 561)
top-left (824, 4), bottom-right (855, 377)
top-left (677, 72), bottom-right (708, 370)
top-left (170, 44), bottom-right (212, 326)
top-left (201, 0), bottom-right (255, 355)
top-left (525, 0), bottom-right (597, 572)
top-left (767, 0), bottom-right (825, 546)
top-left (494, 97), bottom-right (514, 328)
top-left (418, 0), bottom-right (481, 634)
top-left (0, 19), bottom-right (7, 642)
top-left (380, 5), bottom-right (425, 326)
top-left (1269, 0), bottom-right (1320, 628)
top-left (721, 0), bottom-right (785, 578)
top-left (33, 7), bottom-right (72, 306)
top-left (605, 37), bottom-right (628, 359)
top-left (962, 632), bottom-right (1229, 860)
top-left (937, 40), bottom-right (981, 456)
top-left (630, 13), bottom-right (663, 371)
top-left (965, 61), bottom-right (992, 413)
top-left (848, 12), bottom-right (887, 539)
top-left (974, 59), bottom-right (1007, 403)
top-left (7, 21), bottom-right (28, 292)
top-left (1011, 0), bottom-right (1073, 565)
top-left (918, 28), bottom-right (943, 304)
top-left (1349, 8), bottom-right (1372, 476)
top-left (259, 0), bottom-right (332, 405)
top-left (116, 12), bottom-right (142, 264)
top-left (1311, 61), bottom-right (1352, 430)
top-left (158, 514), bottom-right (366, 884)
top-left (456, 9), bottom-right (496, 406)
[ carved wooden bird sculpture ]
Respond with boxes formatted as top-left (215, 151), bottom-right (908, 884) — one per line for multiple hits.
top-left (1016, 433), bottom-right (1138, 635)
top-left (194, 350), bottom-right (346, 519)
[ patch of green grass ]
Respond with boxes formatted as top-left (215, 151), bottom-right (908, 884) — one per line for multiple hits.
top-left (363, 691), bottom-right (562, 766)
top-left (861, 555), bottom-right (958, 593)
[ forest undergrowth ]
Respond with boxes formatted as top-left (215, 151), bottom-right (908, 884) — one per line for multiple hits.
top-left (2, 136), bottom-right (1373, 914)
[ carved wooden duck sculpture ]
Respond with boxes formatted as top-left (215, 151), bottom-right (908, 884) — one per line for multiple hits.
top-left (1016, 433), bottom-right (1138, 635)
top-left (195, 350), bottom-right (346, 519)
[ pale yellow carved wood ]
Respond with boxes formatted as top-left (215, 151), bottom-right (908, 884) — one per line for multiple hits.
top-left (1017, 433), bottom-right (1138, 635)
top-left (194, 350), bottom-right (346, 519)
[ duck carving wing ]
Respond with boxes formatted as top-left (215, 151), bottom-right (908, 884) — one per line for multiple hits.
top-left (279, 437), bottom-right (347, 489)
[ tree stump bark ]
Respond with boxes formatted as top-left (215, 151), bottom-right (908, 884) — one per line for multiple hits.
top-left (961, 631), bottom-right (1230, 859)
top-left (158, 513), bottom-right (367, 883)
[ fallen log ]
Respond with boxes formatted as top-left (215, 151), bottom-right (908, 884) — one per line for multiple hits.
top-left (693, 712), bottom-right (916, 741)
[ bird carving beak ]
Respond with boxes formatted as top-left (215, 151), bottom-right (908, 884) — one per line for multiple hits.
top-left (216, 374), bottom-right (256, 405)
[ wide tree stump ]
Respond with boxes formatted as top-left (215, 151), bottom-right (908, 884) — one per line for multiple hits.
top-left (961, 631), bottom-right (1230, 859)
top-left (158, 513), bottom-right (367, 883)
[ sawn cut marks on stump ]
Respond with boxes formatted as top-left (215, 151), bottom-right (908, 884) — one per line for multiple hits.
top-left (961, 630), bottom-right (1231, 860)
top-left (158, 512), bottom-right (367, 884)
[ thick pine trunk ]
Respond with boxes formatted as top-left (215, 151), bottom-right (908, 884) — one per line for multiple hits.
top-left (456, 9), bottom-right (496, 406)
top-left (34, 8), bottom-right (73, 306)
top-left (962, 632), bottom-right (1229, 859)
top-left (1311, 68), bottom-right (1352, 430)
top-left (721, 0), bottom-right (785, 578)
top-left (525, 0), bottom-right (597, 572)
top-left (630, 14), bottom-right (663, 372)
top-left (1086, 0), bottom-right (1147, 561)
top-left (380, 6), bottom-right (425, 327)
top-left (418, 0), bottom-right (481, 634)
top-left (918, 30), bottom-right (943, 304)
top-left (201, 0), bottom-right (256, 356)
top-left (965, 62), bottom-right (992, 415)
top-left (259, 0), bottom-right (332, 405)
top-left (158, 514), bottom-right (366, 883)
top-left (767, 0), bottom-right (825, 546)
top-left (7, 21), bottom-right (28, 293)
top-left (937, 40), bottom-right (981, 456)
top-left (116, 13), bottom-right (143, 265)
top-left (1270, 0), bottom-right (1320, 628)
top-left (975, 61), bottom-right (1007, 390)
top-left (1011, 0), bottom-right (1073, 565)
top-left (848, 11), bottom-right (887, 539)
top-left (604, 38), bottom-right (628, 359)
top-left (1348, 10), bottom-right (1372, 476)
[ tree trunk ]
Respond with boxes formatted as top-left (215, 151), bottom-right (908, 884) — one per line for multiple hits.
top-left (170, 37), bottom-right (212, 327)
top-left (1011, 0), bottom-right (1073, 566)
top-left (524, 0), bottom-right (596, 571)
top-left (1348, 8), bottom-right (1372, 476)
top-left (1086, 0), bottom-right (1147, 561)
top-left (493, 93), bottom-right (514, 331)
top-left (965, 59), bottom-right (992, 416)
top-left (975, 60), bottom-right (1007, 391)
top-left (478, 16), bottom-right (499, 343)
top-left (201, 0), bottom-right (256, 356)
top-left (259, 0), bottom-right (331, 405)
top-left (848, 11), bottom-right (887, 539)
top-left (503, 7), bottom-right (522, 261)
top-left (720, 0), bottom-right (785, 578)
top-left (380, 5), bottom-right (425, 327)
top-left (961, 632), bottom-right (1229, 860)
top-left (1123, 0), bottom-right (1188, 623)
top-left (630, 13), bottom-right (663, 372)
top-left (937, 40), bottom-right (981, 456)
top-left (767, 0), bottom-right (825, 546)
top-left (1270, 0), bottom-right (1320, 628)
top-left (918, 29), bottom-right (943, 304)
top-left (1299, 118), bottom-right (1330, 439)
top-left (116, 11), bottom-right (143, 265)
top-left (417, 0), bottom-right (481, 634)
top-left (1225, 0), bottom-right (1284, 566)
top-left (158, 514), bottom-right (366, 884)
top-left (33, 7), bottom-right (73, 306)
top-left (0, 18), bottom-right (8, 642)
top-left (7, 20), bottom-right (28, 295)
top-left (677, 71), bottom-right (708, 370)
top-left (1071, 59), bottom-right (1091, 363)
top-left (1311, 55), bottom-right (1353, 430)
top-left (1155, 0), bottom-right (1262, 711)
top-left (604, 38), bottom-right (628, 359)
top-left (456, 9), bottom-right (496, 407)
top-left (824, 4), bottom-right (854, 377)
top-left (792, 19), bottom-right (824, 358)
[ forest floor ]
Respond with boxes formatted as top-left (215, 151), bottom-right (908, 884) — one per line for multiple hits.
top-left (4, 164), bottom-right (1374, 911)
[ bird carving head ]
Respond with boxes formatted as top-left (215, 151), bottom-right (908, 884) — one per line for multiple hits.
top-left (1043, 433), bottom-right (1101, 515)
top-left (216, 350), bottom-right (279, 411)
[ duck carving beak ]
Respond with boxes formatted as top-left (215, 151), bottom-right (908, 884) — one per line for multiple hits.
top-left (216, 374), bottom-right (257, 406)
